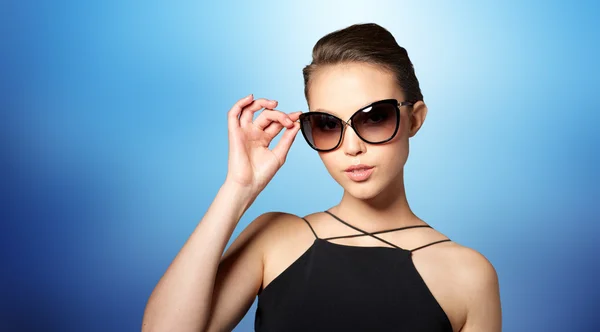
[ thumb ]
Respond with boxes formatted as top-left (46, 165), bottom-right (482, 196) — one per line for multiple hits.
top-left (272, 122), bottom-right (300, 164)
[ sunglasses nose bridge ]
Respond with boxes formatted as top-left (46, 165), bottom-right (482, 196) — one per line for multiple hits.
top-left (339, 117), bottom-right (364, 146)
top-left (341, 118), bottom-right (352, 129)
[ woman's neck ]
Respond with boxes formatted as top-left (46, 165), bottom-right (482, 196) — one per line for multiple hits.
top-left (330, 170), bottom-right (424, 231)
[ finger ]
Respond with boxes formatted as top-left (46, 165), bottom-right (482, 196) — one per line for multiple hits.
top-left (263, 111), bottom-right (303, 137)
top-left (272, 122), bottom-right (301, 165)
top-left (264, 121), bottom-right (284, 137)
top-left (254, 109), bottom-right (294, 131)
top-left (240, 98), bottom-right (276, 125)
top-left (228, 94), bottom-right (254, 132)
top-left (288, 111), bottom-right (303, 122)
top-left (240, 99), bottom-right (278, 127)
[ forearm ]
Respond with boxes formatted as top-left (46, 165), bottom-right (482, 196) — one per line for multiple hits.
top-left (142, 181), bottom-right (256, 332)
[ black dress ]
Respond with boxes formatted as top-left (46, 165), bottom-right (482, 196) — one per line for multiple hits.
top-left (255, 210), bottom-right (453, 331)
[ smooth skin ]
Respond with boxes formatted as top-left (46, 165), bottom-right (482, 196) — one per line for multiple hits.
top-left (142, 63), bottom-right (502, 332)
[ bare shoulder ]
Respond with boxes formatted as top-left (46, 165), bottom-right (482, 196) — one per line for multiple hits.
top-left (448, 242), bottom-right (498, 286)
top-left (409, 230), bottom-right (499, 303)
top-left (252, 211), bottom-right (318, 292)
top-left (249, 210), bottom-right (309, 237)
top-left (257, 211), bottom-right (316, 249)
top-left (236, 211), bottom-right (312, 256)
top-left (235, 211), bottom-right (303, 238)
top-left (436, 240), bottom-right (501, 327)
top-left (221, 211), bottom-right (299, 264)
top-left (204, 211), bottom-right (310, 332)
top-left (439, 241), bottom-right (502, 331)
top-left (430, 239), bottom-right (499, 288)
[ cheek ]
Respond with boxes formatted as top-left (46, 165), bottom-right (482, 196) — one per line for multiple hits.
top-left (390, 114), bottom-right (410, 152)
top-left (374, 142), bottom-right (409, 170)
top-left (377, 120), bottom-right (411, 168)
top-left (318, 154), bottom-right (348, 186)
top-left (395, 112), bottom-right (411, 154)
top-left (400, 111), bottom-right (412, 137)
top-left (319, 153), bottom-right (342, 175)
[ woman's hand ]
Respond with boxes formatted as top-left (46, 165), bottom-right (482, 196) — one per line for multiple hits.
top-left (224, 94), bottom-right (302, 196)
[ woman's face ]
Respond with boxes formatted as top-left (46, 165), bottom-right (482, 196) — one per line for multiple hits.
top-left (306, 62), bottom-right (427, 200)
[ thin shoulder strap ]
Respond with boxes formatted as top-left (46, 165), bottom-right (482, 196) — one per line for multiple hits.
top-left (325, 224), bottom-right (431, 240)
top-left (410, 239), bottom-right (452, 253)
top-left (323, 210), bottom-right (403, 250)
top-left (301, 217), bottom-right (319, 239)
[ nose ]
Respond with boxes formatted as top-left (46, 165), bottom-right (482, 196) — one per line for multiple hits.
top-left (342, 123), bottom-right (366, 156)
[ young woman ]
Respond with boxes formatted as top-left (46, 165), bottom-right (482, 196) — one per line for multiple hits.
top-left (142, 23), bottom-right (502, 332)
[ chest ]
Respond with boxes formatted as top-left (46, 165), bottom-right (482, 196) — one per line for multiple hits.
top-left (257, 239), bottom-right (464, 331)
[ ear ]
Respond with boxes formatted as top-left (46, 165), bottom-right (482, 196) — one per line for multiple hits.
top-left (408, 101), bottom-right (428, 138)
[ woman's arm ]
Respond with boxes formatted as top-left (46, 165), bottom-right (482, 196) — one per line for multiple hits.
top-left (141, 181), bottom-right (257, 332)
top-left (142, 95), bottom-right (302, 332)
top-left (459, 251), bottom-right (502, 331)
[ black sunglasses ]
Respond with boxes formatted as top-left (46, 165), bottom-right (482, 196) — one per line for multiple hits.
top-left (297, 99), bottom-right (414, 152)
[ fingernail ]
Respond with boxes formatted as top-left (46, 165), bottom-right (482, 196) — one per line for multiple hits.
top-left (247, 94), bottom-right (253, 99)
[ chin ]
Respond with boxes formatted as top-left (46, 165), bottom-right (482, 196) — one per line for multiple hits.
top-left (337, 177), bottom-right (386, 200)
top-left (347, 187), bottom-right (383, 200)
top-left (347, 169), bottom-right (405, 200)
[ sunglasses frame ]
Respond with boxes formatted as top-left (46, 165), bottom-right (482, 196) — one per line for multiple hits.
top-left (297, 98), bottom-right (414, 152)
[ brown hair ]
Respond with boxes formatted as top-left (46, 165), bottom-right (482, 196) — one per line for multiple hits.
top-left (302, 23), bottom-right (423, 104)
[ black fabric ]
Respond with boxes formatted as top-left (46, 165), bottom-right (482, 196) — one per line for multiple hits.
top-left (254, 210), bottom-right (453, 331)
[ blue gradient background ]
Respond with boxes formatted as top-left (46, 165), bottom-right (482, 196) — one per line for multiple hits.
top-left (1, 0), bottom-right (598, 331)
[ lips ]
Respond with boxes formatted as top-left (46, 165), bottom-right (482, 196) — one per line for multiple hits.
top-left (344, 165), bottom-right (374, 182)
top-left (345, 164), bottom-right (374, 172)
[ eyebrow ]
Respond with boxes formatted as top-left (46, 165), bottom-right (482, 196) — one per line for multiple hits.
top-left (311, 104), bottom-right (373, 119)
top-left (309, 108), bottom-right (340, 118)
top-left (310, 98), bottom-right (383, 115)
top-left (311, 108), bottom-right (332, 114)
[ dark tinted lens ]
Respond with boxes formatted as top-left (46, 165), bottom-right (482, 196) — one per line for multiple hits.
top-left (352, 103), bottom-right (398, 143)
top-left (300, 113), bottom-right (342, 150)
